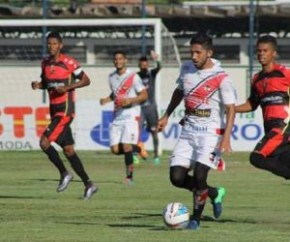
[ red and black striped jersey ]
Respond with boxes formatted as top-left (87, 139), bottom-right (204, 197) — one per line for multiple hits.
top-left (249, 63), bottom-right (290, 132)
top-left (41, 53), bottom-right (84, 117)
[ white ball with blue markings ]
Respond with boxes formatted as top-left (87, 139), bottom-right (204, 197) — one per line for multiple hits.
top-left (163, 202), bottom-right (190, 229)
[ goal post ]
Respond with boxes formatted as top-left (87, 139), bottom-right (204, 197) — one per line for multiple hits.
top-left (0, 18), bottom-right (162, 60)
top-left (0, 18), bottom-right (182, 153)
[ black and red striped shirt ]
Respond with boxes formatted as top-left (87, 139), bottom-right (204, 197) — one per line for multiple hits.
top-left (41, 53), bottom-right (84, 118)
top-left (249, 63), bottom-right (290, 132)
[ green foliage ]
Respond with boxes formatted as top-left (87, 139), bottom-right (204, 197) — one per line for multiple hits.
top-left (0, 151), bottom-right (290, 241)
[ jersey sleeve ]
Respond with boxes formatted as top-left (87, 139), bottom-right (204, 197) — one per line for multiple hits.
top-left (220, 76), bottom-right (237, 105)
top-left (40, 60), bottom-right (48, 89)
top-left (248, 85), bottom-right (260, 109)
top-left (247, 74), bottom-right (260, 109)
top-left (67, 56), bottom-right (84, 78)
top-left (176, 62), bottom-right (187, 84)
top-left (176, 61), bottom-right (193, 90)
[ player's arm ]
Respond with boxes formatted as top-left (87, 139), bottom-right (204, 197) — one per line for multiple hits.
top-left (31, 81), bottom-right (43, 90)
top-left (151, 50), bottom-right (162, 73)
top-left (57, 71), bottom-right (90, 94)
top-left (100, 92), bottom-right (114, 106)
top-left (235, 86), bottom-right (259, 113)
top-left (55, 67), bottom-right (91, 94)
top-left (219, 103), bottom-right (235, 155)
top-left (31, 77), bottom-right (48, 90)
top-left (235, 100), bottom-right (255, 113)
top-left (158, 88), bottom-right (183, 131)
top-left (121, 89), bottom-right (148, 107)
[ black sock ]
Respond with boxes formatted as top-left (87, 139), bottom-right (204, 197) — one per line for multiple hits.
top-left (208, 186), bottom-right (218, 201)
top-left (124, 151), bottom-right (133, 179)
top-left (132, 145), bottom-right (141, 154)
top-left (44, 146), bottom-right (67, 175)
top-left (117, 143), bottom-right (125, 154)
top-left (192, 189), bottom-right (208, 223)
top-left (66, 153), bottom-right (91, 186)
top-left (152, 134), bottom-right (159, 158)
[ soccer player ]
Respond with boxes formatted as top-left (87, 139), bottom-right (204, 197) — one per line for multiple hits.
top-left (137, 50), bottom-right (162, 165)
top-left (158, 32), bottom-right (236, 230)
top-left (31, 31), bottom-right (97, 199)
top-left (235, 35), bottom-right (290, 179)
top-left (100, 50), bottom-right (148, 184)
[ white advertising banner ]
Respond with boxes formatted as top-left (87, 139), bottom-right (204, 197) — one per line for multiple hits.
top-left (0, 101), bottom-right (264, 151)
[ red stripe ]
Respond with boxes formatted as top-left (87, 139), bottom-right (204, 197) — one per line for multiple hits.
top-left (114, 73), bottom-right (135, 108)
top-left (115, 73), bottom-right (135, 97)
top-left (216, 129), bottom-right (225, 135)
top-left (49, 116), bottom-right (72, 142)
top-left (185, 73), bottom-right (227, 110)
top-left (260, 128), bottom-right (284, 156)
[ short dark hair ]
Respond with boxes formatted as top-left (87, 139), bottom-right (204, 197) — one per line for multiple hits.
top-left (256, 35), bottom-right (277, 50)
top-left (190, 32), bottom-right (213, 50)
top-left (113, 50), bottom-right (127, 58)
top-left (46, 31), bottom-right (63, 42)
top-left (139, 56), bottom-right (148, 62)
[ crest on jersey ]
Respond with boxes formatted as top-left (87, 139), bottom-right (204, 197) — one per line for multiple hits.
top-left (204, 85), bottom-right (211, 91)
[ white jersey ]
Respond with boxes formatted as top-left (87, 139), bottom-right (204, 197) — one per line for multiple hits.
top-left (176, 59), bottom-right (236, 135)
top-left (108, 68), bottom-right (145, 122)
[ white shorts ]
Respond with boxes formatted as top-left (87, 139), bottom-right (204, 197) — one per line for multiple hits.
top-left (110, 120), bottom-right (139, 146)
top-left (170, 126), bottom-right (223, 170)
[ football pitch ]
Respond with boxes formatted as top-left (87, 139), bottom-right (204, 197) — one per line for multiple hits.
top-left (0, 151), bottom-right (290, 242)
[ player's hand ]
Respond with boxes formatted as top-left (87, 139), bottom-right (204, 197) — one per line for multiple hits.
top-left (219, 140), bottom-right (232, 155)
top-left (119, 98), bottom-right (132, 107)
top-left (150, 50), bottom-right (159, 61)
top-left (31, 81), bottom-right (40, 90)
top-left (100, 98), bottom-right (107, 106)
top-left (55, 86), bottom-right (68, 94)
top-left (158, 116), bottom-right (168, 132)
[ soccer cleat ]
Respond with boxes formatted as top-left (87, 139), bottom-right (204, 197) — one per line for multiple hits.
top-left (186, 220), bottom-right (199, 230)
top-left (57, 172), bottom-right (73, 192)
top-left (83, 183), bottom-right (98, 200)
top-left (153, 157), bottom-right (160, 165)
top-left (133, 154), bottom-right (140, 165)
top-left (211, 187), bottom-right (226, 219)
top-left (137, 142), bottom-right (148, 160)
top-left (123, 178), bottom-right (134, 185)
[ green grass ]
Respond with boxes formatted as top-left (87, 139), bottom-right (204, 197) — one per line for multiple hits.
top-left (0, 151), bottom-right (290, 242)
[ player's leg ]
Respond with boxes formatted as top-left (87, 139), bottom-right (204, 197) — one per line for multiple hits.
top-left (169, 131), bottom-right (193, 189)
top-left (170, 166), bottom-right (193, 189)
top-left (122, 143), bottom-right (134, 184)
top-left (188, 162), bottom-right (210, 229)
top-left (194, 135), bottom-right (226, 220)
top-left (129, 112), bottom-right (147, 162)
top-left (40, 116), bottom-right (70, 191)
top-left (57, 120), bottom-right (97, 198)
top-left (63, 143), bottom-right (98, 199)
top-left (110, 122), bottom-right (124, 156)
top-left (250, 129), bottom-right (290, 179)
top-left (121, 120), bottom-right (139, 184)
top-left (147, 105), bottom-right (160, 164)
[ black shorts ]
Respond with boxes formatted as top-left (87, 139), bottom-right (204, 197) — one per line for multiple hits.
top-left (254, 127), bottom-right (290, 157)
top-left (44, 116), bottom-right (74, 147)
top-left (140, 105), bottom-right (159, 132)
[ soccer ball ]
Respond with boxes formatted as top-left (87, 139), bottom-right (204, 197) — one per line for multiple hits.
top-left (162, 202), bottom-right (190, 229)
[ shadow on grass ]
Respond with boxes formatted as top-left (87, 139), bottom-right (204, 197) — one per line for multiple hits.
top-left (201, 215), bottom-right (257, 224)
top-left (29, 178), bottom-right (120, 184)
top-left (0, 195), bottom-right (41, 199)
top-left (122, 213), bottom-right (161, 220)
